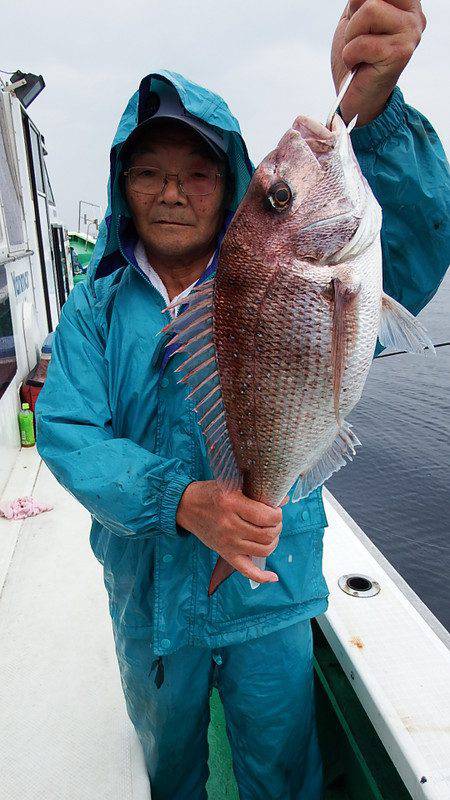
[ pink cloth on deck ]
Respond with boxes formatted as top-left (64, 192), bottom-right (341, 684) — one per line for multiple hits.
top-left (0, 496), bottom-right (53, 520)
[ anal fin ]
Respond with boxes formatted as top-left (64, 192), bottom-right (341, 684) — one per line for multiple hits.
top-left (379, 294), bottom-right (436, 355)
top-left (292, 421), bottom-right (361, 502)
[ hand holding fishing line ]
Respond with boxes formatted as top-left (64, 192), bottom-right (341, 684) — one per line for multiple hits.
top-left (331, 0), bottom-right (427, 127)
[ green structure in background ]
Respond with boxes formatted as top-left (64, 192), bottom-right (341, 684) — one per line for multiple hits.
top-left (68, 232), bottom-right (96, 285)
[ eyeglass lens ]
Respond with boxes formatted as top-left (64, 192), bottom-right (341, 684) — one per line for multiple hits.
top-left (127, 167), bottom-right (219, 196)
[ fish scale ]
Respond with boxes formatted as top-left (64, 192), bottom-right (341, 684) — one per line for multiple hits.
top-left (216, 266), bottom-right (313, 504)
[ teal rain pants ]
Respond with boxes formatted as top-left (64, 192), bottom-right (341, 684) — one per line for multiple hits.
top-left (112, 618), bottom-right (324, 799)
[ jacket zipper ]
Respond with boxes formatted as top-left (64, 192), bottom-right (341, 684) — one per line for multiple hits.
top-left (116, 215), bottom-right (168, 310)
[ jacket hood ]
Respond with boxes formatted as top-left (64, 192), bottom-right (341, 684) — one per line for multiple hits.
top-left (88, 71), bottom-right (255, 285)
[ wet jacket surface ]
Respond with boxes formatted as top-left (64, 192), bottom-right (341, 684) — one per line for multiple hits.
top-left (35, 71), bottom-right (450, 657)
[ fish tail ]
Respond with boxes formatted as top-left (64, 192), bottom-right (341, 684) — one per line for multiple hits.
top-left (208, 557), bottom-right (235, 596)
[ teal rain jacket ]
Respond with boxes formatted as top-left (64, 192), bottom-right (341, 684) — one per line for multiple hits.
top-left (35, 71), bottom-right (450, 658)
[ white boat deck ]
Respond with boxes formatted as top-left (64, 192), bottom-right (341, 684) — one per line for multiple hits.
top-left (0, 448), bottom-right (449, 800)
top-left (320, 489), bottom-right (450, 800)
top-left (0, 447), bottom-right (151, 800)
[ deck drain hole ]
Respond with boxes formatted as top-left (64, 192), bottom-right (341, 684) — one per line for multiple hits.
top-left (338, 573), bottom-right (380, 598)
top-left (348, 576), bottom-right (371, 592)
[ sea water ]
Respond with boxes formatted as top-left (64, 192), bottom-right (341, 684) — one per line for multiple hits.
top-left (327, 272), bottom-right (450, 632)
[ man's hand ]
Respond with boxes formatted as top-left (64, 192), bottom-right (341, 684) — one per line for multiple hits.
top-left (176, 480), bottom-right (289, 585)
top-left (331, 0), bottom-right (427, 127)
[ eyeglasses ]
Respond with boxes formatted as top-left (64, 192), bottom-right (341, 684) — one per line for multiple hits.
top-left (123, 166), bottom-right (224, 197)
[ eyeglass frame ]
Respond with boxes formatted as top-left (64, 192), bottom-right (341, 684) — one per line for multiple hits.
top-left (122, 166), bottom-right (225, 197)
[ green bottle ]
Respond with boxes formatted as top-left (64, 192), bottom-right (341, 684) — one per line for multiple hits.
top-left (18, 402), bottom-right (35, 447)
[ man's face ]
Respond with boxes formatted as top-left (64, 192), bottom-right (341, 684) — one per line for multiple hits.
top-left (124, 122), bottom-right (226, 262)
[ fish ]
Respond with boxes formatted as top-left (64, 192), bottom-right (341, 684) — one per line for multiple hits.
top-left (162, 94), bottom-right (434, 597)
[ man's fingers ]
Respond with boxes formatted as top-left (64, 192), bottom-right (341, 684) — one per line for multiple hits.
top-left (345, 0), bottom-right (424, 47)
top-left (236, 495), bottom-right (282, 527)
top-left (231, 554), bottom-right (279, 584)
top-left (345, 0), bottom-right (405, 43)
top-left (348, 0), bottom-right (417, 15)
top-left (236, 517), bottom-right (282, 545)
top-left (380, 0), bottom-right (420, 10)
top-left (342, 32), bottom-right (414, 69)
top-left (240, 535), bottom-right (280, 558)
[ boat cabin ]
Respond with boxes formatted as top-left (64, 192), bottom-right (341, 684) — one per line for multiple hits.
top-left (0, 76), bottom-right (73, 489)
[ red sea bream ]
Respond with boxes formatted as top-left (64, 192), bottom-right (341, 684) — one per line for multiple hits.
top-left (163, 110), bottom-right (434, 595)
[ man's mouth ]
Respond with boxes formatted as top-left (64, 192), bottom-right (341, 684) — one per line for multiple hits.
top-left (153, 220), bottom-right (192, 226)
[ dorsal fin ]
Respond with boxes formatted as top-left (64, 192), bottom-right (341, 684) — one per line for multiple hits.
top-left (161, 280), bottom-right (242, 492)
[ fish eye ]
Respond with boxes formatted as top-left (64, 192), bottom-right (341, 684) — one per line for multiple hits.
top-left (266, 181), bottom-right (293, 212)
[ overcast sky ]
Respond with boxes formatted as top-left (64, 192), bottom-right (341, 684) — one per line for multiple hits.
top-left (2, 0), bottom-right (448, 231)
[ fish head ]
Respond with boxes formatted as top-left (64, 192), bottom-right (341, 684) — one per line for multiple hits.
top-left (240, 112), bottom-right (381, 267)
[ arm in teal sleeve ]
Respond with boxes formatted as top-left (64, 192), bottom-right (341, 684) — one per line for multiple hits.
top-left (350, 86), bottom-right (450, 316)
top-left (35, 282), bottom-right (194, 539)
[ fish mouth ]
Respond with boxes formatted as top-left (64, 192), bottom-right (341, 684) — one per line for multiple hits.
top-left (291, 115), bottom-right (336, 141)
top-left (290, 117), bottom-right (337, 160)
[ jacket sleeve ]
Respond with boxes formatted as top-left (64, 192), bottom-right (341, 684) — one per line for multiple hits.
top-left (350, 86), bottom-right (450, 318)
top-left (35, 280), bottom-right (195, 540)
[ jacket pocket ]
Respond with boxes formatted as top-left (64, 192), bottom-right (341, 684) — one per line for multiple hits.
top-left (211, 525), bottom-right (328, 628)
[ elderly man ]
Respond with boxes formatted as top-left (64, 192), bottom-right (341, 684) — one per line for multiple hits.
top-left (36, 1), bottom-right (449, 798)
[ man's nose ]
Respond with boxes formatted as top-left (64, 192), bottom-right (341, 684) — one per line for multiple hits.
top-left (158, 175), bottom-right (187, 204)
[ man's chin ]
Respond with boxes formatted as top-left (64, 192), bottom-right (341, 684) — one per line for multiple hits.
top-left (143, 236), bottom-right (203, 262)
top-left (140, 221), bottom-right (222, 263)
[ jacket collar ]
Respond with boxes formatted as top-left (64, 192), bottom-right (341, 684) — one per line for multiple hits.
top-left (139, 209), bottom-right (234, 374)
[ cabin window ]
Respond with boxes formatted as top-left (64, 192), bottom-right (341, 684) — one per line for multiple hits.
top-left (29, 126), bottom-right (45, 195)
top-left (0, 207), bottom-right (7, 261)
top-left (43, 160), bottom-right (56, 205)
top-left (51, 225), bottom-right (70, 306)
top-left (0, 99), bottom-right (26, 250)
top-left (0, 264), bottom-right (17, 398)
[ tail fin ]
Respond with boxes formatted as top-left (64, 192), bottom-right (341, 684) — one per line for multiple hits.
top-left (208, 556), bottom-right (235, 596)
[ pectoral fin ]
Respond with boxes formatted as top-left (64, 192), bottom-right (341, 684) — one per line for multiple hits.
top-left (331, 278), bottom-right (360, 423)
top-left (379, 294), bottom-right (435, 355)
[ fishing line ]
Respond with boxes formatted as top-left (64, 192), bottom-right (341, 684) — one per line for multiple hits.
top-left (375, 341), bottom-right (450, 359)
top-left (388, 532), bottom-right (450, 552)
top-left (0, 69), bottom-right (15, 74)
